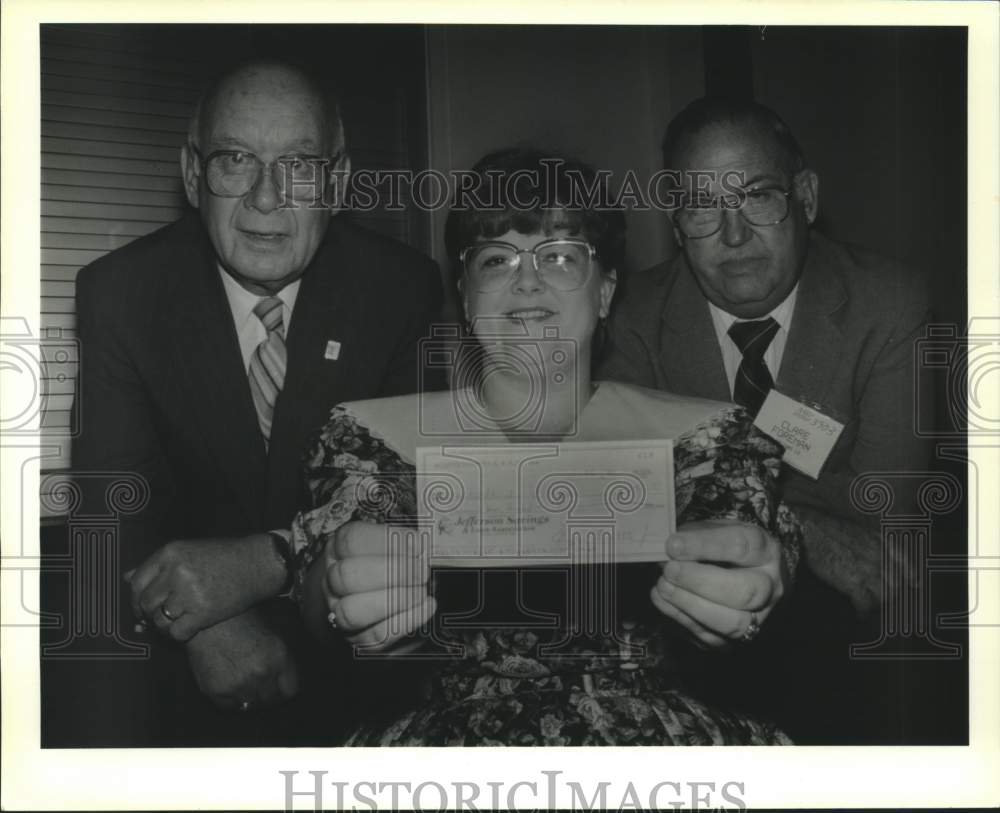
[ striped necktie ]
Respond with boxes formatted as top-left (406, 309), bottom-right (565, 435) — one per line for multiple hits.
top-left (248, 296), bottom-right (287, 445)
top-left (728, 317), bottom-right (780, 416)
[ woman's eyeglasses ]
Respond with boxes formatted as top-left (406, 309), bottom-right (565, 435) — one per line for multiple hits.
top-left (461, 238), bottom-right (596, 292)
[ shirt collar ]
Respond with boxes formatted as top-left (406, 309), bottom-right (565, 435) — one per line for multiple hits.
top-left (708, 282), bottom-right (799, 333)
top-left (218, 265), bottom-right (301, 328)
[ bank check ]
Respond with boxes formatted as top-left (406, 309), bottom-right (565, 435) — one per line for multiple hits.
top-left (416, 439), bottom-right (674, 567)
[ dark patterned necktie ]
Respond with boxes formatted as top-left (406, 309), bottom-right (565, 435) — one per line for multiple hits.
top-left (728, 317), bottom-right (780, 415)
top-left (248, 296), bottom-right (287, 445)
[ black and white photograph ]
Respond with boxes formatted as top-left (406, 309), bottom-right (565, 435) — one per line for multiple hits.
top-left (2, 1), bottom-right (998, 810)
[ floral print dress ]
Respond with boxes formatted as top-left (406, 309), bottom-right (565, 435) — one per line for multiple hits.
top-left (291, 383), bottom-right (801, 746)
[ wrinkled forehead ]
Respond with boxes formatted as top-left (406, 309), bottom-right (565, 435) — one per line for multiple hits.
top-left (200, 67), bottom-right (334, 152)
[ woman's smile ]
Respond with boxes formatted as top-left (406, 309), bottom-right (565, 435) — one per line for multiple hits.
top-left (504, 307), bottom-right (556, 322)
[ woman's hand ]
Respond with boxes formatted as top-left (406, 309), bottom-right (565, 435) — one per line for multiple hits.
top-left (322, 520), bottom-right (436, 651)
top-left (125, 534), bottom-right (286, 642)
top-left (649, 519), bottom-right (791, 648)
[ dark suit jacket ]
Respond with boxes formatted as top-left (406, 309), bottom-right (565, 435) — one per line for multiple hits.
top-left (58, 212), bottom-right (443, 746)
top-left (600, 230), bottom-right (933, 520)
top-left (599, 231), bottom-right (937, 743)
top-left (73, 212), bottom-right (444, 565)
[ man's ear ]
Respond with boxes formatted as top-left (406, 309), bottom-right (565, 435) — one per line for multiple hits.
top-left (180, 143), bottom-right (201, 209)
top-left (599, 268), bottom-right (618, 319)
top-left (795, 169), bottom-right (819, 225)
top-left (326, 152), bottom-right (352, 216)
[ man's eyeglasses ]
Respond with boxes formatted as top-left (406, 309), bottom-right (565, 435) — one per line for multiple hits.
top-left (460, 238), bottom-right (597, 292)
top-left (673, 186), bottom-right (793, 239)
top-left (190, 145), bottom-right (342, 202)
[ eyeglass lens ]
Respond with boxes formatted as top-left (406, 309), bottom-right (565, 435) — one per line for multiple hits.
top-left (677, 188), bottom-right (789, 237)
top-left (466, 241), bottom-right (592, 291)
top-left (205, 152), bottom-right (327, 200)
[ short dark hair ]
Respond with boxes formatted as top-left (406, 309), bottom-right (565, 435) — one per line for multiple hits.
top-left (443, 147), bottom-right (626, 290)
top-left (661, 96), bottom-right (806, 177)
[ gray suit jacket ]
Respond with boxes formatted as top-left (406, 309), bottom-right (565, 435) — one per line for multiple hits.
top-left (600, 230), bottom-right (933, 519)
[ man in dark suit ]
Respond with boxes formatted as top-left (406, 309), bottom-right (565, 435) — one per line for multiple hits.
top-left (62, 59), bottom-right (443, 745)
top-left (602, 97), bottom-right (932, 624)
top-left (600, 97), bottom-right (934, 742)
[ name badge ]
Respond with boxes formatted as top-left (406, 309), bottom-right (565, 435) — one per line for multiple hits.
top-left (753, 390), bottom-right (845, 479)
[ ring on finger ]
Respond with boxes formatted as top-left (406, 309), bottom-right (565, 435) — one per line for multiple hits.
top-left (740, 611), bottom-right (761, 643)
top-left (160, 605), bottom-right (177, 621)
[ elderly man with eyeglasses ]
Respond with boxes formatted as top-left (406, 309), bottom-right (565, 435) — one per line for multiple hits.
top-left (65, 59), bottom-right (443, 746)
top-left (601, 97), bottom-right (934, 738)
top-left (605, 96), bottom-right (934, 614)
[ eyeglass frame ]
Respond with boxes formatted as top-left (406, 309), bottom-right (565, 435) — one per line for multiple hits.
top-left (459, 237), bottom-right (599, 292)
top-left (188, 143), bottom-right (345, 202)
top-left (672, 184), bottom-right (796, 240)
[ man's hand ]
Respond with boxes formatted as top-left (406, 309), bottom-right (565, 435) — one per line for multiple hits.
top-left (650, 520), bottom-right (791, 648)
top-left (125, 534), bottom-right (286, 642)
top-left (322, 521), bottom-right (436, 651)
top-left (793, 504), bottom-right (892, 618)
top-left (185, 609), bottom-right (299, 710)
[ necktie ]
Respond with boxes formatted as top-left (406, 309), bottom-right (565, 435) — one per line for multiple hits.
top-left (728, 317), bottom-right (780, 415)
top-left (248, 297), bottom-right (287, 444)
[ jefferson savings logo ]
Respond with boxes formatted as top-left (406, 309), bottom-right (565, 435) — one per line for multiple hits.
top-left (437, 514), bottom-right (552, 535)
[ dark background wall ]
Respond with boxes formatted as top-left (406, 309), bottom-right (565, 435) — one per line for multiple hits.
top-left (750, 26), bottom-right (967, 330)
top-left (425, 25), bottom-right (705, 281)
top-left (426, 25), bottom-right (968, 335)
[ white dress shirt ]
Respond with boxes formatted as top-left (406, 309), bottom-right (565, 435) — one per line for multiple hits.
top-left (218, 267), bottom-right (301, 373)
top-left (708, 284), bottom-right (799, 394)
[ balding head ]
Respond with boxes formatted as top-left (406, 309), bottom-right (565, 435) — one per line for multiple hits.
top-left (662, 96), bottom-right (805, 180)
top-left (662, 99), bottom-right (819, 319)
top-left (189, 59), bottom-right (345, 156)
top-left (180, 59), bottom-right (350, 295)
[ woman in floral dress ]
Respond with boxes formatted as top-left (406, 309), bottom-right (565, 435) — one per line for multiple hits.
top-left (290, 149), bottom-right (801, 746)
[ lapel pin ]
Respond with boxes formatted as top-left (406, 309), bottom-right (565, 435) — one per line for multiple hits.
top-left (324, 340), bottom-right (342, 361)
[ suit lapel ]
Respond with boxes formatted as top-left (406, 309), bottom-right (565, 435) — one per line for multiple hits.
top-left (658, 256), bottom-right (732, 401)
top-left (164, 218), bottom-right (268, 521)
top-left (776, 233), bottom-right (849, 409)
top-left (265, 221), bottom-right (358, 520)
